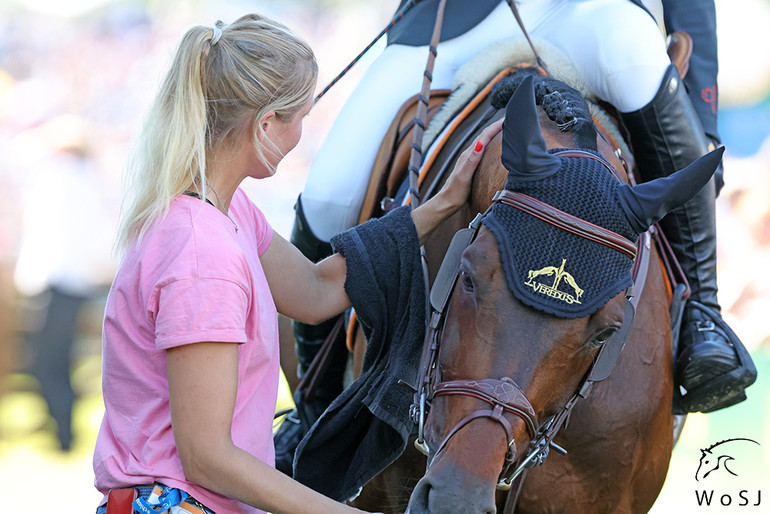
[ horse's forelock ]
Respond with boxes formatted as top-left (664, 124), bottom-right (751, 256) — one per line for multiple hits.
top-left (491, 72), bottom-right (597, 151)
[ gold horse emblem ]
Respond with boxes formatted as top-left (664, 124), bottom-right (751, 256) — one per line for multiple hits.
top-left (525, 258), bottom-right (584, 304)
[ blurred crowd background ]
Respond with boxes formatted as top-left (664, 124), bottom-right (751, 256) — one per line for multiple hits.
top-left (0, 0), bottom-right (768, 511)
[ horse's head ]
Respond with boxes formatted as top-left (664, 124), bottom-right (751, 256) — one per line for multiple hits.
top-left (407, 75), bottom-right (723, 513)
top-left (695, 448), bottom-right (731, 482)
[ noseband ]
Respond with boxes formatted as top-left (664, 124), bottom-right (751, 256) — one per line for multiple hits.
top-left (410, 150), bottom-right (651, 490)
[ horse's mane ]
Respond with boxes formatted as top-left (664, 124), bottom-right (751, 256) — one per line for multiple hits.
top-left (489, 69), bottom-right (597, 150)
top-left (702, 438), bottom-right (760, 453)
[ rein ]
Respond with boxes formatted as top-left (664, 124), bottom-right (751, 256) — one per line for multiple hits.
top-left (504, 0), bottom-right (551, 75)
top-left (408, 0), bottom-right (447, 208)
top-left (410, 150), bottom-right (652, 496)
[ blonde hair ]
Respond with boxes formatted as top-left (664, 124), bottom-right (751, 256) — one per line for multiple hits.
top-left (116, 14), bottom-right (317, 253)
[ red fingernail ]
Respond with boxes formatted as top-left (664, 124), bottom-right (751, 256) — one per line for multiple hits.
top-left (474, 141), bottom-right (483, 152)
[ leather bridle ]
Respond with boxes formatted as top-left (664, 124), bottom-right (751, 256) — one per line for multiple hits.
top-left (410, 150), bottom-right (651, 492)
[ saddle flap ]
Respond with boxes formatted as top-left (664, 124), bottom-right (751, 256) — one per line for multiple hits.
top-left (430, 226), bottom-right (476, 313)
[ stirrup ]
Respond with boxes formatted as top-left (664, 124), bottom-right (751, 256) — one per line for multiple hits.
top-left (673, 301), bottom-right (757, 414)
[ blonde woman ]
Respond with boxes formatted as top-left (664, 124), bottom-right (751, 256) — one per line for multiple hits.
top-left (92, 13), bottom-right (501, 514)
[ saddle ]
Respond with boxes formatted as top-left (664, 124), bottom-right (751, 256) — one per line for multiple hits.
top-left (357, 89), bottom-right (451, 224)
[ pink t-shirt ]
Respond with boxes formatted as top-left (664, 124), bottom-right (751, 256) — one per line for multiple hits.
top-left (94, 188), bottom-right (277, 513)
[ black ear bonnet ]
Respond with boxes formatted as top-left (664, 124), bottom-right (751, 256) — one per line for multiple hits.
top-left (482, 75), bottom-right (723, 319)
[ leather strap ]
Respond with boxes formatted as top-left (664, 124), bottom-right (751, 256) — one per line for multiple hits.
top-left (296, 315), bottom-right (346, 402)
top-left (432, 404), bottom-right (518, 468)
top-left (408, 0), bottom-right (447, 208)
top-left (505, 0), bottom-right (550, 75)
top-left (434, 378), bottom-right (538, 438)
top-left (495, 190), bottom-right (638, 260)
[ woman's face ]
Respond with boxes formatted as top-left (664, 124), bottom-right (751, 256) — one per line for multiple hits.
top-left (255, 98), bottom-right (313, 178)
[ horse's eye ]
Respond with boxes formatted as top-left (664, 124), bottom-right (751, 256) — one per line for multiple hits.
top-left (459, 270), bottom-right (474, 291)
top-left (592, 327), bottom-right (618, 346)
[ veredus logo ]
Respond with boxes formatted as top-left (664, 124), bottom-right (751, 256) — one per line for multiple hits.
top-left (524, 258), bottom-right (584, 305)
top-left (694, 438), bottom-right (762, 508)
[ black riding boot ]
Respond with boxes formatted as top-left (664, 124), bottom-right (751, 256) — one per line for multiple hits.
top-left (273, 195), bottom-right (348, 475)
top-left (621, 64), bottom-right (756, 414)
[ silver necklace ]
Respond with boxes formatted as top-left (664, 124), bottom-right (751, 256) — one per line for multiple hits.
top-left (208, 184), bottom-right (239, 233)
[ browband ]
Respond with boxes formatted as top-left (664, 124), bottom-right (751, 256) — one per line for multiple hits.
top-left (493, 190), bottom-right (638, 260)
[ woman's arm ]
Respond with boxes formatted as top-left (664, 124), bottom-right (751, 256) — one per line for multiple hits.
top-left (167, 341), bottom-right (369, 514)
top-left (261, 119), bottom-right (503, 324)
top-left (261, 233), bottom-right (350, 325)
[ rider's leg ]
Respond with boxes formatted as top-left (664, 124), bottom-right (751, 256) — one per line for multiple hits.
top-left (537, 0), bottom-right (672, 113)
top-left (300, 45), bottom-right (431, 242)
top-left (620, 66), bottom-right (756, 413)
top-left (542, 0), bottom-right (756, 413)
top-left (301, 1), bottom-right (521, 241)
top-left (662, 0), bottom-right (724, 192)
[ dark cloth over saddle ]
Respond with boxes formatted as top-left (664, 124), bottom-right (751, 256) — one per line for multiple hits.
top-left (293, 206), bottom-right (425, 501)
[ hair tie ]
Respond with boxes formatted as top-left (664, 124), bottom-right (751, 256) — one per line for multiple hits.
top-left (211, 25), bottom-right (222, 45)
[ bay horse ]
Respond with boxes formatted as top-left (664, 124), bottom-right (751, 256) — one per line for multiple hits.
top-left (346, 68), bottom-right (722, 513)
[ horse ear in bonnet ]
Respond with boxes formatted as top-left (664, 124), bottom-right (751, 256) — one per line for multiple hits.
top-left (614, 148), bottom-right (725, 234)
top-left (500, 75), bottom-right (562, 183)
top-left (502, 75), bottom-right (724, 222)
top-left (482, 75), bottom-right (724, 319)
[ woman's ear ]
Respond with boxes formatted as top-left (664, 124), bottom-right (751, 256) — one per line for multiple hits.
top-left (255, 110), bottom-right (276, 142)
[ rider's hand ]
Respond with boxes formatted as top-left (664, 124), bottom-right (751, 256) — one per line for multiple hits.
top-left (410, 119), bottom-right (503, 243)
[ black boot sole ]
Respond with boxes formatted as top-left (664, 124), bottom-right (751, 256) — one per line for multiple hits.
top-left (674, 364), bottom-right (756, 414)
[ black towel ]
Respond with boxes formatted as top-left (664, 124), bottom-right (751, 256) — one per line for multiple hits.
top-left (292, 206), bottom-right (426, 501)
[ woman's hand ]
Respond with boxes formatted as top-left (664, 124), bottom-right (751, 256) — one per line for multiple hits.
top-left (435, 118), bottom-right (504, 212)
top-left (411, 118), bottom-right (503, 243)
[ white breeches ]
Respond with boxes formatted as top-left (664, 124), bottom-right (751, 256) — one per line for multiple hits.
top-left (302, 0), bottom-right (671, 241)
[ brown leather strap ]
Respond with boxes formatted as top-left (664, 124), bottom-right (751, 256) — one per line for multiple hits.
top-left (433, 404), bottom-right (518, 466)
top-left (408, 0), bottom-right (447, 208)
top-left (434, 378), bottom-right (538, 438)
top-left (296, 315), bottom-right (346, 401)
top-left (503, 469), bottom-right (529, 514)
top-left (495, 190), bottom-right (638, 260)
